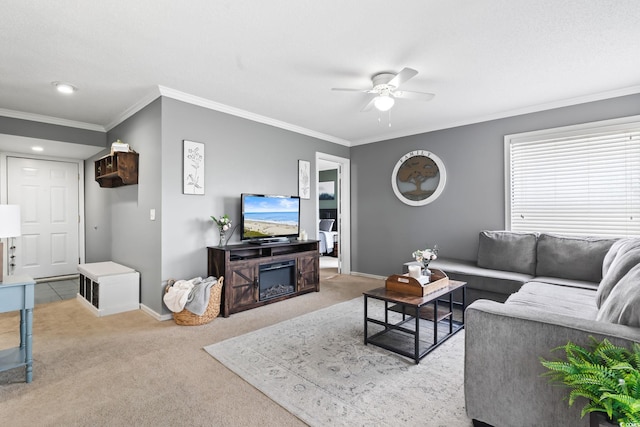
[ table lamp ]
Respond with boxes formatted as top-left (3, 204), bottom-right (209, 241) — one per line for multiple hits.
top-left (0, 205), bottom-right (21, 282)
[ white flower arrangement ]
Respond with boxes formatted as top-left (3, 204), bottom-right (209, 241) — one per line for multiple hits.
top-left (412, 245), bottom-right (439, 265)
top-left (211, 214), bottom-right (232, 232)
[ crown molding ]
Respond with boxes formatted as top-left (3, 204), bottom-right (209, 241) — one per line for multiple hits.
top-left (157, 86), bottom-right (351, 147)
top-left (351, 84), bottom-right (640, 146)
top-left (104, 87), bottom-right (162, 131)
top-left (8, 83), bottom-right (636, 147)
top-left (0, 108), bottom-right (105, 132)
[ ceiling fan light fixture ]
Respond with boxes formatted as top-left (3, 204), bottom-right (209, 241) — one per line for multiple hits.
top-left (374, 95), bottom-right (394, 112)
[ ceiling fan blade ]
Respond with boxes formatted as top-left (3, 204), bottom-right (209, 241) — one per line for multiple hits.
top-left (388, 67), bottom-right (418, 89)
top-left (393, 90), bottom-right (435, 101)
top-left (360, 96), bottom-right (376, 112)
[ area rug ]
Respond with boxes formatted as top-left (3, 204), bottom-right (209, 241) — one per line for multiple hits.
top-left (204, 297), bottom-right (472, 427)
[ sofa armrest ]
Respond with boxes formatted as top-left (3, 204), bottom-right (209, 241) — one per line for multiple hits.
top-left (464, 300), bottom-right (640, 427)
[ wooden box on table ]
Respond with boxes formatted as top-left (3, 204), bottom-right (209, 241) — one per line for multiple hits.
top-left (385, 268), bottom-right (450, 297)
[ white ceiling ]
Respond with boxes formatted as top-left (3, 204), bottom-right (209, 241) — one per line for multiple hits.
top-left (1, 0), bottom-right (640, 151)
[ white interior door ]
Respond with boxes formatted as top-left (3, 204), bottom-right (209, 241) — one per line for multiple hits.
top-left (8, 157), bottom-right (79, 279)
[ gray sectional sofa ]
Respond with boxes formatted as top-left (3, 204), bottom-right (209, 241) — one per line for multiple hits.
top-left (432, 231), bottom-right (640, 427)
top-left (429, 231), bottom-right (615, 306)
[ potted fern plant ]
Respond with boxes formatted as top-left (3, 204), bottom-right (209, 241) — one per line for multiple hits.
top-left (540, 337), bottom-right (640, 427)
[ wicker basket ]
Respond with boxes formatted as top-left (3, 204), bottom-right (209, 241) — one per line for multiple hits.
top-left (166, 277), bottom-right (224, 326)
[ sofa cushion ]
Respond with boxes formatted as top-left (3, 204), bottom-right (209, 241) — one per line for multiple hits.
top-left (505, 281), bottom-right (598, 320)
top-left (430, 258), bottom-right (531, 296)
top-left (597, 263), bottom-right (640, 327)
top-left (597, 246), bottom-right (640, 308)
top-left (536, 233), bottom-right (616, 283)
top-left (476, 231), bottom-right (538, 275)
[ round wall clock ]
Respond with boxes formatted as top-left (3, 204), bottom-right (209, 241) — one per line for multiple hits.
top-left (391, 150), bottom-right (447, 206)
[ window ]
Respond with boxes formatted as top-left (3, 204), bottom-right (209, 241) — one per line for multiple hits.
top-left (505, 116), bottom-right (640, 238)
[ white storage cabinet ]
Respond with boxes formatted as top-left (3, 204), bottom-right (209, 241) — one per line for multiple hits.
top-left (77, 262), bottom-right (140, 316)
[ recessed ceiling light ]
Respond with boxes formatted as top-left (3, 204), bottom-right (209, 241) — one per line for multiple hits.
top-left (32, 146), bottom-right (44, 152)
top-left (52, 81), bottom-right (77, 94)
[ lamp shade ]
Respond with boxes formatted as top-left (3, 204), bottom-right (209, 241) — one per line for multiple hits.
top-left (0, 205), bottom-right (21, 238)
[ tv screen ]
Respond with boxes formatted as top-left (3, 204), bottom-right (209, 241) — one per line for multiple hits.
top-left (241, 194), bottom-right (300, 241)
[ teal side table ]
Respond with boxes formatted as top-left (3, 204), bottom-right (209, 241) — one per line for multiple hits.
top-left (0, 275), bottom-right (35, 383)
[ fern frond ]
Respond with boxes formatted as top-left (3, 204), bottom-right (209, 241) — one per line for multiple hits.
top-left (601, 399), bottom-right (614, 419)
top-left (630, 343), bottom-right (640, 368)
top-left (565, 342), bottom-right (595, 364)
top-left (540, 360), bottom-right (577, 375)
top-left (610, 362), bottom-right (635, 373)
top-left (581, 402), bottom-right (608, 418)
top-left (568, 389), bottom-right (599, 406)
top-left (600, 392), bottom-right (638, 408)
top-left (565, 373), bottom-right (617, 390)
top-left (630, 381), bottom-right (640, 399)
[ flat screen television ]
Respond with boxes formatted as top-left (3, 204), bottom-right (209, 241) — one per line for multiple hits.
top-left (241, 194), bottom-right (300, 243)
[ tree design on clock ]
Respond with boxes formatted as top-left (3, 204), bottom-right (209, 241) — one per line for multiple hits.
top-left (391, 150), bottom-right (447, 206)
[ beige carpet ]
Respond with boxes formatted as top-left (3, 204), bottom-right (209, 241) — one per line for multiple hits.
top-left (0, 272), bottom-right (382, 426)
top-left (0, 270), bottom-right (470, 426)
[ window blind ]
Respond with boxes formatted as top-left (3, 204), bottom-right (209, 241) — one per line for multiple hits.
top-left (507, 124), bottom-right (640, 238)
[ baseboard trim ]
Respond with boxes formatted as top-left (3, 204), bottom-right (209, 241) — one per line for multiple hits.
top-left (140, 303), bottom-right (173, 321)
top-left (350, 271), bottom-right (386, 280)
top-left (36, 274), bottom-right (80, 283)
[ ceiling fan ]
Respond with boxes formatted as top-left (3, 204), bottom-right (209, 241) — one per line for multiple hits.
top-left (332, 67), bottom-right (435, 112)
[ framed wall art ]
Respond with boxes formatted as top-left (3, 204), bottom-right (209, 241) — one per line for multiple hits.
top-left (318, 181), bottom-right (335, 200)
top-left (391, 150), bottom-right (447, 206)
top-left (298, 160), bottom-right (310, 199)
top-left (183, 140), bottom-right (205, 195)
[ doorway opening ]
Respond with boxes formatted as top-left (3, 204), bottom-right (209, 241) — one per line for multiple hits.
top-left (316, 152), bottom-right (350, 277)
top-left (1, 137), bottom-right (100, 282)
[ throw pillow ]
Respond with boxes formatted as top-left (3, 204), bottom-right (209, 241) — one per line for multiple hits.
top-left (319, 219), bottom-right (335, 232)
top-left (602, 238), bottom-right (640, 278)
top-left (536, 234), bottom-right (616, 283)
top-left (596, 246), bottom-right (640, 308)
top-left (476, 230), bottom-right (538, 275)
top-left (597, 263), bottom-right (640, 327)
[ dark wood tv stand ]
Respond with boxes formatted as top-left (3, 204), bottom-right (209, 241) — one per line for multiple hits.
top-left (207, 240), bottom-right (319, 317)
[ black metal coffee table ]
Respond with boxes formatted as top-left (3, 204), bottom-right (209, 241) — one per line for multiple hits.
top-left (363, 280), bottom-right (466, 364)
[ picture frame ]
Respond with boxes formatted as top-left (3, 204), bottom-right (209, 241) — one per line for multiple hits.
top-left (318, 181), bottom-right (335, 200)
top-left (183, 140), bottom-right (205, 195)
top-left (391, 150), bottom-right (447, 206)
top-left (298, 160), bottom-right (310, 199)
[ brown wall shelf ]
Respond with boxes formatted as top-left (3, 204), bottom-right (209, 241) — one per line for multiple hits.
top-left (95, 152), bottom-right (139, 188)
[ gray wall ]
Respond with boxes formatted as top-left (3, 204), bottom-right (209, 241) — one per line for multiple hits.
top-left (159, 98), bottom-right (350, 303)
top-left (83, 156), bottom-right (112, 262)
top-left (350, 93), bottom-right (640, 277)
top-left (84, 96), bottom-right (349, 315)
top-left (0, 116), bottom-right (105, 147)
top-left (85, 98), bottom-right (163, 312)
